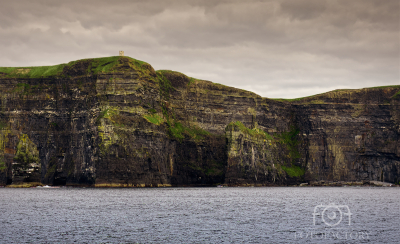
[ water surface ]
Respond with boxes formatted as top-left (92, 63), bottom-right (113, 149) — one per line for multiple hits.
top-left (1, 187), bottom-right (398, 243)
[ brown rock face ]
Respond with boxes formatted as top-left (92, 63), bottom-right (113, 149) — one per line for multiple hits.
top-left (0, 56), bottom-right (399, 186)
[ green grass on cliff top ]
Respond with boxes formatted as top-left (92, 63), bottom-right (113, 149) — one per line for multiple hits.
top-left (0, 56), bottom-right (148, 78)
top-left (0, 64), bottom-right (66, 78)
top-left (273, 85), bottom-right (400, 102)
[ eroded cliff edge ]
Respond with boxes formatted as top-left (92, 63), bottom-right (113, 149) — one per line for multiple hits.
top-left (0, 56), bottom-right (399, 186)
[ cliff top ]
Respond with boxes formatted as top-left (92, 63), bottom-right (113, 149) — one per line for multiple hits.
top-left (273, 85), bottom-right (400, 104)
top-left (0, 56), bottom-right (398, 102)
top-left (0, 56), bottom-right (151, 78)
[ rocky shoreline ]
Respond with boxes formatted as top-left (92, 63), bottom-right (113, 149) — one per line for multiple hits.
top-left (3, 180), bottom-right (399, 188)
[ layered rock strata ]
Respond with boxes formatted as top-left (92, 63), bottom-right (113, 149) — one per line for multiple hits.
top-left (0, 56), bottom-right (398, 186)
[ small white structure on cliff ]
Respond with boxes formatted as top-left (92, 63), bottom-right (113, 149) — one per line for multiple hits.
top-left (119, 51), bottom-right (124, 56)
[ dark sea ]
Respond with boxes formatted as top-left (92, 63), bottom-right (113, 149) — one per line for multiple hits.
top-left (0, 187), bottom-right (399, 243)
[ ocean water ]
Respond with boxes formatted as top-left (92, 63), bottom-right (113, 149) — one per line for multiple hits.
top-left (0, 187), bottom-right (399, 243)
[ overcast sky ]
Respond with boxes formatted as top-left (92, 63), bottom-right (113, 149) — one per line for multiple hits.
top-left (1, 0), bottom-right (399, 98)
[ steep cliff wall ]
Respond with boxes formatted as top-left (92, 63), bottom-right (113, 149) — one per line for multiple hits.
top-left (0, 56), bottom-right (399, 186)
top-left (292, 88), bottom-right (400, 184)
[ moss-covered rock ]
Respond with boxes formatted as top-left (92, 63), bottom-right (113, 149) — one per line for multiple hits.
top-left (12, 134), bottom-right (41, 184)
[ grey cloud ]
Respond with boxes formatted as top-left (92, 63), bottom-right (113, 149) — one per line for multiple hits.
top-left (0, 0), bottom-right (398, 98)
top-left (280, 0), bottom-right (327, 20)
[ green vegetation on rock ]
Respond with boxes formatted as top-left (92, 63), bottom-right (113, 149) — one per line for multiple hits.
top-left (168, 122), bottom-right (210, 141)
top-left (225, 121), bottom-right (305, 179)
top-left (98, 108), bottom-right (118, 121)
top-left (143, 113), bottom-right (164, 125)
top-left (276, 125), bottom-right (301, 162)
top-left (145, 105), bottom-right (211, 141)
top-left (111, 57), bottom-right (156, 81)
top-left (13, 134), bottom-right (40, 169)
top-left (281, 165), bottom-right (305, 177)
top-left (154, 70), bottom-right (211, 141)
top-left (9, 83), bottom-right (52, 96)
top-left (188, 77), bottom-right (198, 86)
top-left (226, 121), bottom-right (273, 140)
top-left (84, 56), bottom-right (122, 74)
top-left (13, 83), bottom-right (32, 95)
top-left (392, 90), bottom-right (400, 99)
top-left (367, 85), bottom-right (400, 89)
top-left (157, 70), bottom-right (175, 100)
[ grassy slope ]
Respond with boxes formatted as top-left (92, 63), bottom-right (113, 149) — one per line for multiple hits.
top-left (0, 56), bottom-right (150, 78)
top-left (272, 85), bottom-right (400, 103)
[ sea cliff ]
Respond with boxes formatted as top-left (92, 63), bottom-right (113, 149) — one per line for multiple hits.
top-left (0, 56), bottom-right (399, 187)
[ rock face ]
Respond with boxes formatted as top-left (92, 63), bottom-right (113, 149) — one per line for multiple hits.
top-left (0, 56), bottom-right (399, 186)
top-left (293, 89), bottom-right (400, 184)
